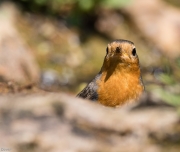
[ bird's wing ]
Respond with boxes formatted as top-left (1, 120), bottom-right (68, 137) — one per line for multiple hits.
top-left (77, 73), bottom-right (101, 101)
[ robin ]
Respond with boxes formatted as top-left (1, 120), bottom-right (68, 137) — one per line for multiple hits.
top-left (77, 39), bottom-right (144, 107)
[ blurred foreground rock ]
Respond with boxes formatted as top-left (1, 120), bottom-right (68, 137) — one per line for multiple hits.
top-left (0, 93), bottom-right (180, 152)
top-left (0, 3), bottom-right (40, 84)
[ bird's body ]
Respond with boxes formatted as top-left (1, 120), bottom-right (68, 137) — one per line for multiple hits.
top-left (77, 39), bottom-right (144, 107)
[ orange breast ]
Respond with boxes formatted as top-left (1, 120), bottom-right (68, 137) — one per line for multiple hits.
top-left (97, 69), bottom-right (144, 107)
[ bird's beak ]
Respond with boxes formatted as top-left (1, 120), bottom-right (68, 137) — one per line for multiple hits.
top-left (121, 53), bottom-right (130, 60)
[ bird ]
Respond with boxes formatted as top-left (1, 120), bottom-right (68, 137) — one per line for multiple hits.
top-left (77, 39), bottom-right (144, 107)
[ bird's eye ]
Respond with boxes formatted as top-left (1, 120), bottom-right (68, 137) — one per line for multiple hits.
top-left (116, 47), bottom-right (120, 53)
top-left (132, 48), bottom-right (136, 56)
top-left (106, 47), bottom-right (108, 54)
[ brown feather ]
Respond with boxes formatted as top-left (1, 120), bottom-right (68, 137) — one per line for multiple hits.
top-left (77, 39), bottom-right (144, 107)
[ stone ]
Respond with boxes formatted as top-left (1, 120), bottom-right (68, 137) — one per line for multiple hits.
top-left (0, 3), bottom-right (40, 84)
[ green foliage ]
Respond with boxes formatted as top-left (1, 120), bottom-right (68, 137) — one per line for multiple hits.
top-left (176, 58), bottom-right (180, 67)
top-left (19, 0), bottom-right (131, 12)
top-left (165, 0), bottom-right (180, 8)
top-left (159, 74), bottom-right (175, 85)
top-left (102, 0), bottom-right (131, 8)
top-left (148, 70), bottom-right (180, 109)
top-left (77, 0), bottom-right (94, 11)
top-left (154, 88), bottom-right (180, 107)
top-left (16, 0), bottom-right (130, 28)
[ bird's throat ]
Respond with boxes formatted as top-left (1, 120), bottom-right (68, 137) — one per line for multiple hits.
top-left (97, 65), bottom-right (143, 107)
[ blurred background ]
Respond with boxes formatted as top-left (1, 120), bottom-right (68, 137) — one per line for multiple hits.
top-left (1, 1), bottom-right (180, 152)
top-left (0, 0), bottom-right (180, 105)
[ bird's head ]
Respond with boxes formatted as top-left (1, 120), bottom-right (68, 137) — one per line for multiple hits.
top-left (103, 39), bottom-right (140, 71)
